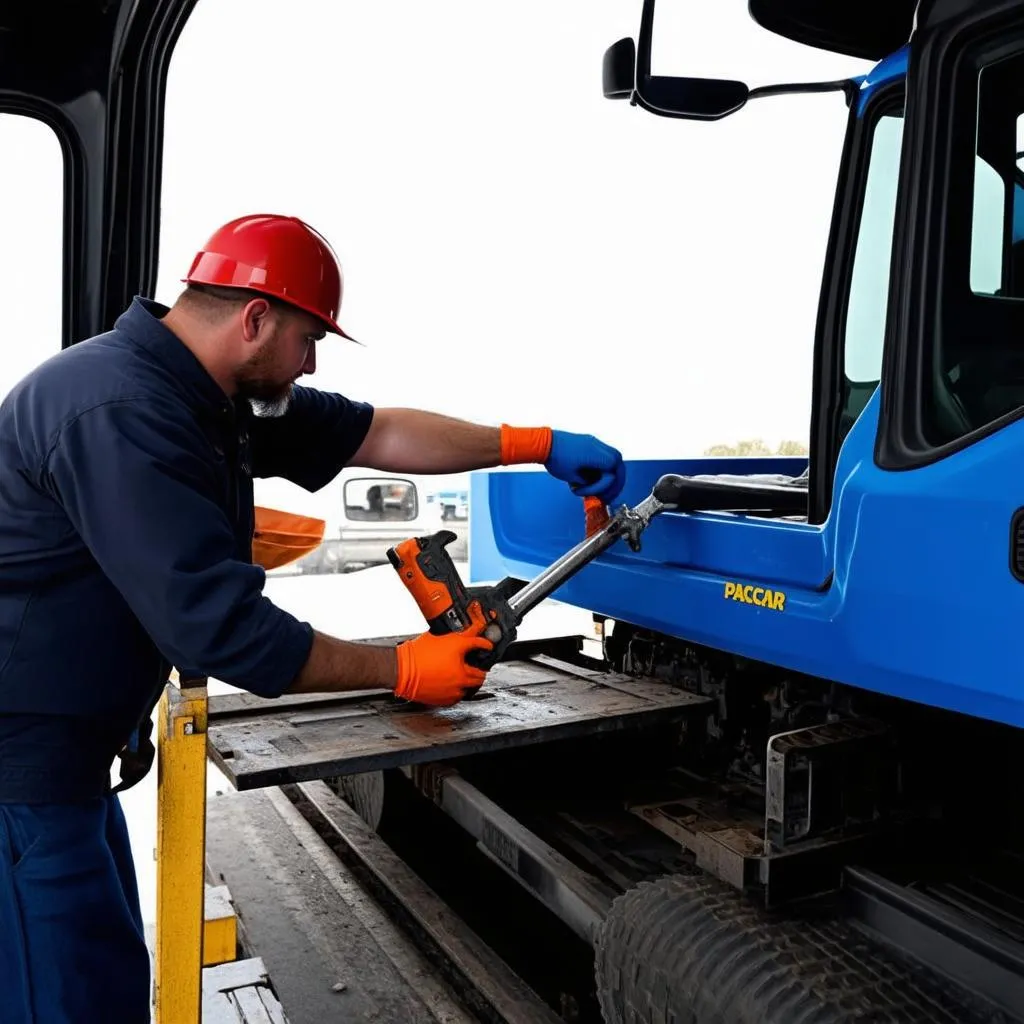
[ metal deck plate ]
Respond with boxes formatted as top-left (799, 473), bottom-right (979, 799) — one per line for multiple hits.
top-left (207, 647), bottom-right (712, 790)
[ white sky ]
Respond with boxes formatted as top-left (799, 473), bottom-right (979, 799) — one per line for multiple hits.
top-left (0, 0), bottom-right (876, 927)
top-left (1, 0), bottom-right (871, 468)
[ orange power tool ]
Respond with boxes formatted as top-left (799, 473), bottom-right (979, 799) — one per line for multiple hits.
top-left (386, 476), bottom-right (683, 670)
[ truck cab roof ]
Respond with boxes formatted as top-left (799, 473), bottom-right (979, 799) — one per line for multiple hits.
top-left (749, 0), bottom-right (916, 60)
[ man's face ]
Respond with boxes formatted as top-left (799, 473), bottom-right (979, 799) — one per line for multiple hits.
top-left (235, 304), bottom-right (324, 416)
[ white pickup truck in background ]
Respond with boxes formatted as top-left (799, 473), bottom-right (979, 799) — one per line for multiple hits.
top-left (257, 470), bottom-right (471, 575)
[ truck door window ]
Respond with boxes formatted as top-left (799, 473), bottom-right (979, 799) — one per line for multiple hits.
top-left (913, 47), bottom-right (1024, 451)
top-left (0, 115), bottom-right (63, 400)
top-left (970, 156), bottom-right (1005, 295)
top-left (825, 105), bottom-right (906, 467)
top-left (844, 114), bottom-right (904, 388)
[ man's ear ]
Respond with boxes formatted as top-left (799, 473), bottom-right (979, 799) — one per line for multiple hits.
top-left (240, 297), bottom-right (273, 344)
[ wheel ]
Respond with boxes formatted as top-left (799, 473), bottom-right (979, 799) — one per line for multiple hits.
top-left (594, 872), bottom-right (1001, 1024)
top-left (325, 769), bottom-right (420, 835)
top-left (326, 771), bottom-right (385, 829)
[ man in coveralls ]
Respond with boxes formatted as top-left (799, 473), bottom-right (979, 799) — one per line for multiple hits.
top-left (0, 214), bottom-right (626, 1022)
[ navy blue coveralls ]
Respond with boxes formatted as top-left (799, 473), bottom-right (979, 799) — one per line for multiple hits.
top-left (0, 298), bottom-right (374, 1022)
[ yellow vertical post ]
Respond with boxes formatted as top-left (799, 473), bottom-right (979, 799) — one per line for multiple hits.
top-left (153, 680), bottom-right (209, 1024)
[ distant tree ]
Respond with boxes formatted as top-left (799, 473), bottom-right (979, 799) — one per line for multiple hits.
top-left (703, 439), bottom-right (771, 456)
top-left (703, 439), bottom-right (808, 457)
top-left (775, 440), bottom-right (809, 457)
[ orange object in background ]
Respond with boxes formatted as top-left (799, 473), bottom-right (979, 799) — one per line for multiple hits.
top-left (251, 506), bottom-right (326, 571)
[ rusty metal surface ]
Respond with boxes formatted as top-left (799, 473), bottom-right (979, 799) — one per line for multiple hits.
top-left (765, 717), bottom-right (891, 849)
top-left (631, 792), bottom-right (765, 891)
top-left (544, 808), bottom-right (696, 891)
top-left (627, 765), bottom-right (897, 906)
top-left (207, 653), bottom-right (712, 791)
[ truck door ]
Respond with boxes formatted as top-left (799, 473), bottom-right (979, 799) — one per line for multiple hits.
top-left (470, 50), bottom-right (909, 592)
top-left (798, 0), bottom-right (1024, 723)
top-left (876, 0), bottom-right (1024, 467)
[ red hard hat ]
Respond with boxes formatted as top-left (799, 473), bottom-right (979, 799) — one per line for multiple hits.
top-left (183, 214), bottom-right (359, 342)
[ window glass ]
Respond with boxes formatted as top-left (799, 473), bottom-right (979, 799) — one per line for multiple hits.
top-left (918, 49), bottom-right (1024, 449)
top-left (0, 114), bottom-right (63, 399)
top-left (344, 478), bottom-right (418, 522)
top-left (970, 155), bottom-right (1006, 295)
top-left (844, 114), bottom-right (904, 386)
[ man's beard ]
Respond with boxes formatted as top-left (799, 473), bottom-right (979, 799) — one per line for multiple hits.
top-left (236, 352), bottom-right (295, 418)
top-left (246, 384), bottom-right (294, 418)
top-left (234, 329), bottom-right (296, 418)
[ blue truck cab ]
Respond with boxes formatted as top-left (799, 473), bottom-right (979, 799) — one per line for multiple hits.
top-left (465, 2), bottom-right (1024, 1016)
top-left (473, 11), bottom-right (1024, 735)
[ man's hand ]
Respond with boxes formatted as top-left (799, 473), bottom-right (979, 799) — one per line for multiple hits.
top-left (395, 602), bottom-right (494, 706)
top-left (545, 430), bottom-right (625, 505)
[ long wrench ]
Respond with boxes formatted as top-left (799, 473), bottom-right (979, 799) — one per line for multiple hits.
top-left (387, 474), bottom-right (685, 667)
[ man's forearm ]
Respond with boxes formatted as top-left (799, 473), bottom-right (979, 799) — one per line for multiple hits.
top-left (350, 409), bottom-right (504, 473)
top-left (286, 631), bottom-right (398, 694)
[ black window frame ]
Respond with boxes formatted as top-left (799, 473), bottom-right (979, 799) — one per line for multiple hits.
top-left (0, 1), bottom-right (196, 347)
top-left (808, 81), bottom-right (906, 524)
top-left (876, 4), bottom-right (1024, 470)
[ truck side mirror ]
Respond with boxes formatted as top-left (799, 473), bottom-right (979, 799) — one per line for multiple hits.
top-left (603, 37), bottom-right (636, 99)
top-left (603, 0), bottom-right (750, 119)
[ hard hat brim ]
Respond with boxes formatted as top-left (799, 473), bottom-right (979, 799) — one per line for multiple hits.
top-left (320, 315), bottom-right (365, 347)
top-left (180, 273), bottom-right (365, 346)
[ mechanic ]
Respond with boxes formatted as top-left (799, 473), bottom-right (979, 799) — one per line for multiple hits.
top-left (0, 213), bottom-right (626, 1023)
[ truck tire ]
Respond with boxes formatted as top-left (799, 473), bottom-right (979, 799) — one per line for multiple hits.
top-left (327, 771), bottom-right (385, 829)
top-left (594, 872), bottom-right (1001, 1024)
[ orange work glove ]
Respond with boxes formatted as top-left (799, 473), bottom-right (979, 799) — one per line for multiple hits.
top-left (499, 424), bottom-right (552, 465)
top-left (395, 602), bottom-right (495, 707)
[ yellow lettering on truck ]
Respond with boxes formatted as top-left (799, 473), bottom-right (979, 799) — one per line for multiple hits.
top-left (722, 580), bottom-right (787, 612)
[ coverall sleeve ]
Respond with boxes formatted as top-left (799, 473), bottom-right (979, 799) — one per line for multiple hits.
top-left (248, 386), bottom-right (375, 490)
top-left (43, 398), bottom-right (313, 697)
